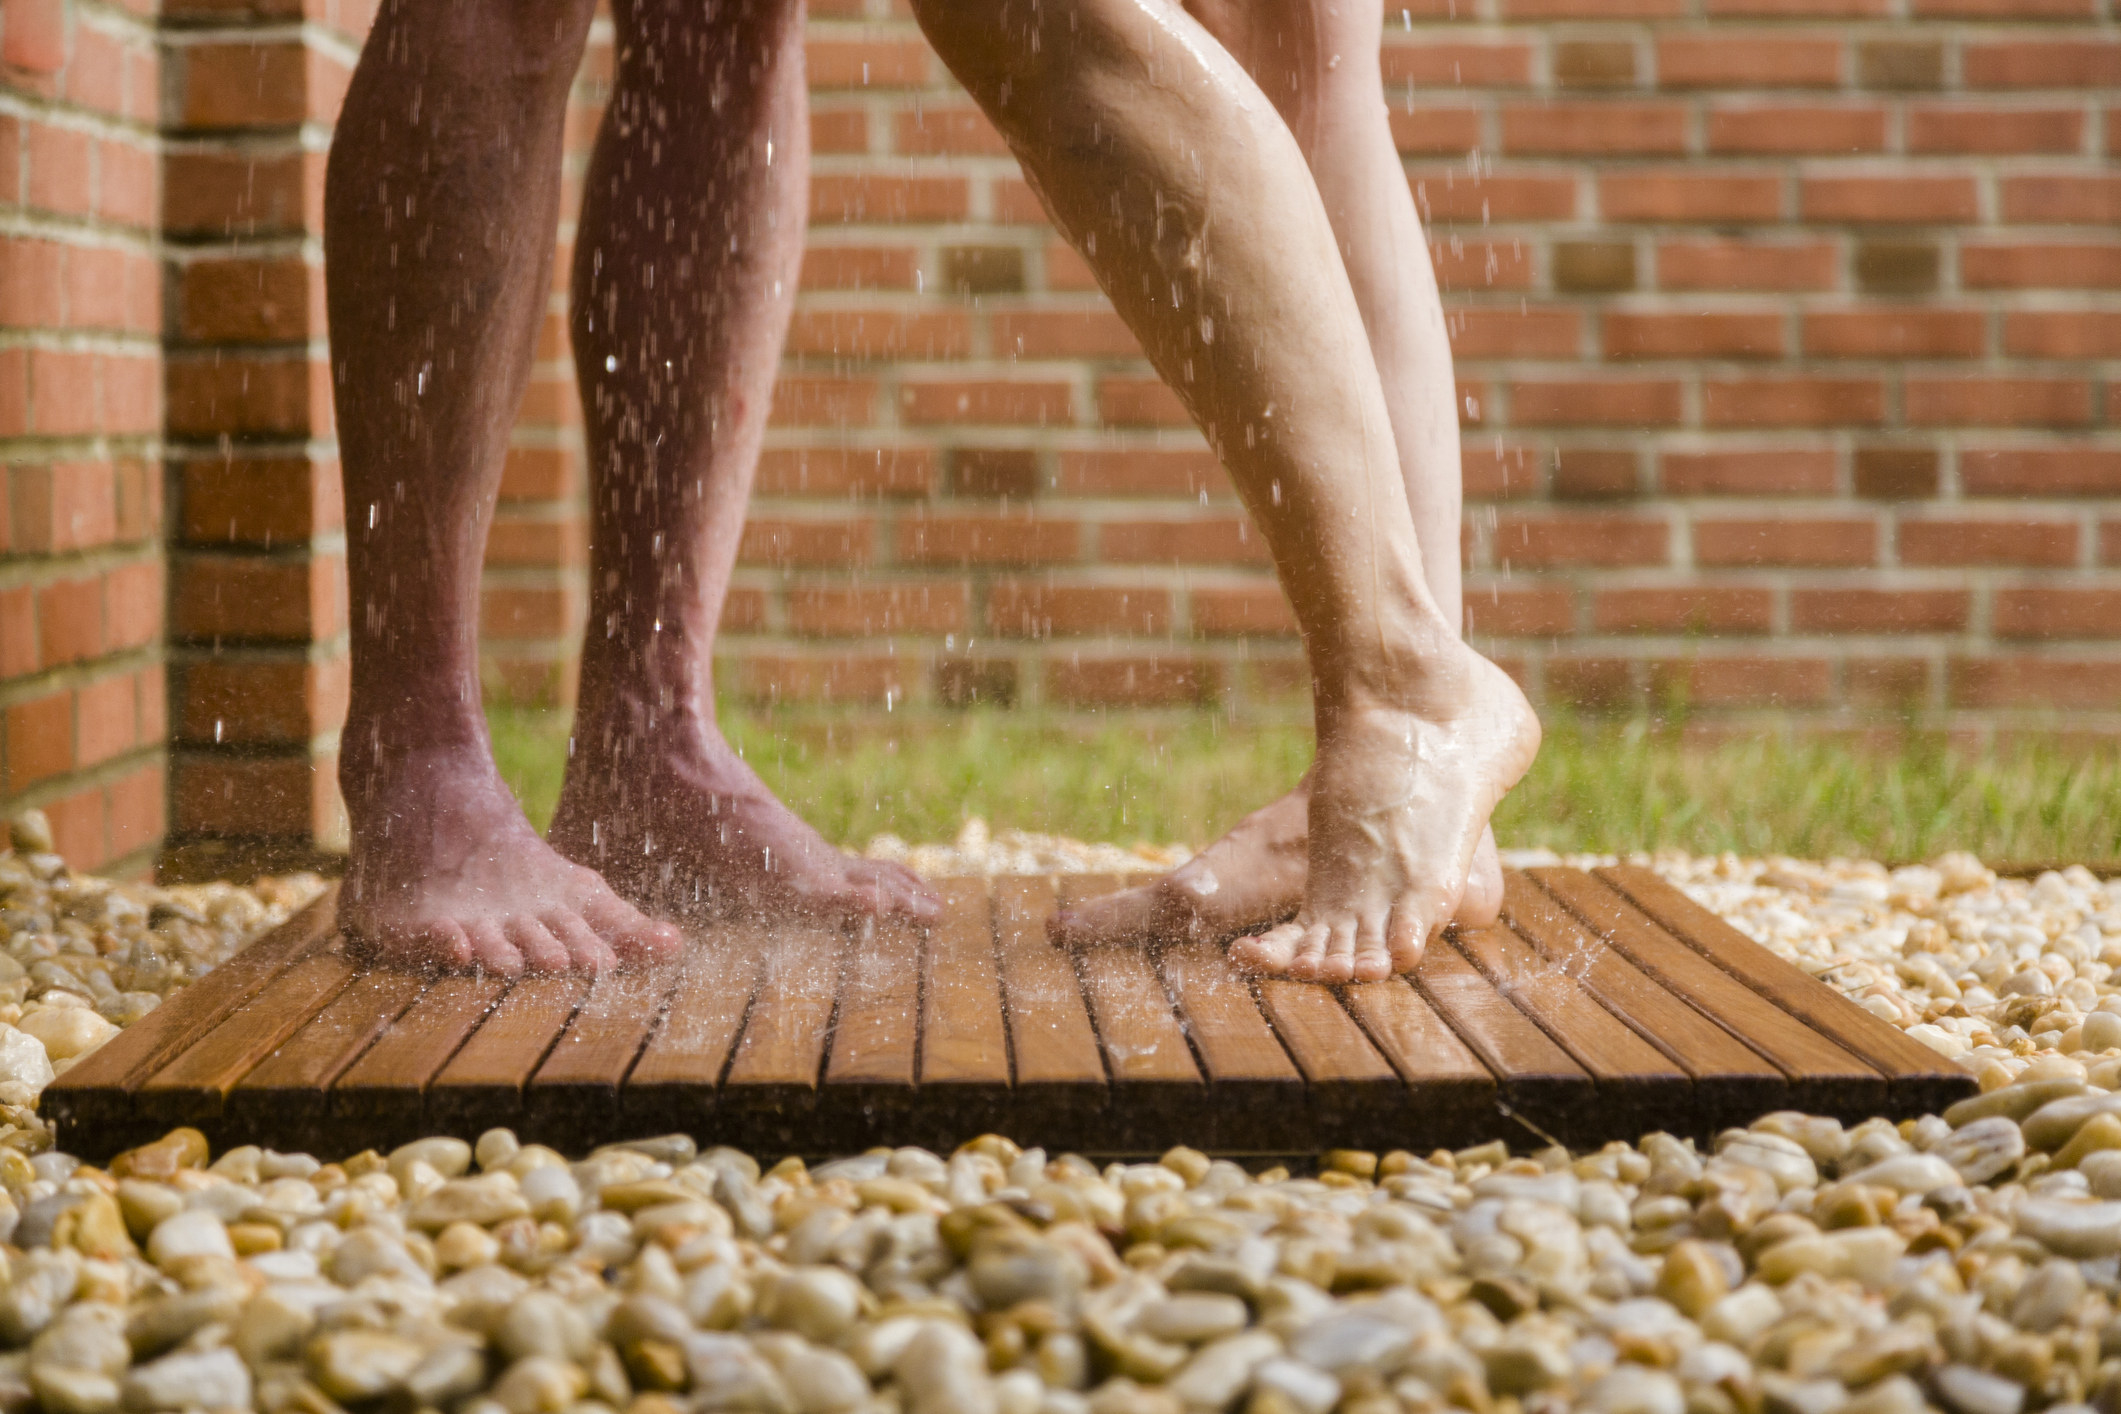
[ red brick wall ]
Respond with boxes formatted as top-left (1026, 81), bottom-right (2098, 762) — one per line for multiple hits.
top-left (0, 0), bottom-right (166, 873)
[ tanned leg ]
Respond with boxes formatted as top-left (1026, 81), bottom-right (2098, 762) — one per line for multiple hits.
top-left (1048, 0), bottom-right (1506, 954)
top-left (327, 0), bottom-right (682, 974)
top-left (911, 0), bottom-right (1538, 979)
top-left (546, 0), bottom-right (936, 923)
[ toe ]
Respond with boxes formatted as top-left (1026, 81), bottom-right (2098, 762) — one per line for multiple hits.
top-left (873, 862), bottom-right (940, 921)
top-left (1229, 920), bottom-right (1306, 975)
top-left (1048, 883), bottom-right (1170, 949)
top-left (1350, 911), bottom-right (1394, 982)
top-left (464, 919), bottom-right (524, 977)
top-left (506, 917), bottom-right (570, 974)
top-left (1454, 828), bottom-right (1504, 928)
top-left (1316, 917), bottom-right (1360, 984)
top-left (1386, 904), bottom-right (1429, 974)
top-left (378, 920), bottom-right (473, 974)
top-left (546, 911), bottom-right (620, 975)
top-left (1287, 923), bottom-right (1331, 980)
top-left (581, 890), bottom-right (684, 964)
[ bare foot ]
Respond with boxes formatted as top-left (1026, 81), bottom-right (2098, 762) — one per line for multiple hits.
top-left (1229, 645), bottom-right (1540, 983)
top-left (1048, 782), bottom-right (1504, 949)
top-left (550, 714), bottom-right (938, 924)
top-left (341, 746), bottom-right (684, 976)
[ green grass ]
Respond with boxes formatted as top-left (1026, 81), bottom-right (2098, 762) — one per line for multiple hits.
top-left (489, 707), bottom-right (2121, 863)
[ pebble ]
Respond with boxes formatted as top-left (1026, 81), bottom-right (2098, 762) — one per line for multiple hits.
top-left (8, 827), bottom-right (2121, 1414)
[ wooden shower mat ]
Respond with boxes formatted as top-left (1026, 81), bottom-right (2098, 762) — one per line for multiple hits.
top-left (47, 866), bottom-right (1973, 1159)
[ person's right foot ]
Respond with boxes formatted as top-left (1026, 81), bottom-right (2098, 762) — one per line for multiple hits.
top-left (1047, 780), bottom-right (1503, 951)
top-left (340, 744), bottom-right (683, 975)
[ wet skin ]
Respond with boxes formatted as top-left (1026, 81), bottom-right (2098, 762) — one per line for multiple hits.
top-left (911, 0), bottom-right (1541, 980)
top-left (326, 0), bottom-right (932, 974)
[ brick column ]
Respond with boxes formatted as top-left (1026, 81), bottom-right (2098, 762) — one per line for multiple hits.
top-left (157, 0), bottom-right (363, 878)
top-left (0, 0), bottom-right (168, 874)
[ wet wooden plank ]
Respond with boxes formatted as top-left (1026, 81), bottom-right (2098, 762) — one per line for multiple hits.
top-left (1254, 979), bottom-right (1407, 1148)
top-left (1499, 872), bottom-right (1788, 1134)
top-left (135, 948), bottom-right (360, 1125)
top-left (718, 918), bottom-right (850, 1148)
top-left (523, 963), bottom-right (682, 1148)
top-left (427, 975), bottom-right (587, 1132)
top-left (1343, 977), bottom-right (1499, 1148)
top-left (993, 876), bottom-right (1105, 1142)
top-left (914, 879), bottom-right (1010, 1145)
top-left (1061, 876), bottom-right (1204, 1144)
top-left (1414, 936), bottom-right (1591, 1143)
top-left (1529, 867), bottom-right (1889, 1119)
top-left (821, 913), bottom-right (924, 1145)
top-left (1595, 864), bottom-right (1976, 1113)
top-left (224, 966), bottom-right (431, 1146)
top-left (1156, 940), bottom-right (1304, 1133)
top-left (623, 933), bottom-right (767, 1134)
top-left (334, 974), bottom-right (511, 1144)
top-left (46, 886), bottom-right (340, 1144)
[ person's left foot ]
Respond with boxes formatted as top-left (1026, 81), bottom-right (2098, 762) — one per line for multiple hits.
top-left (550, 715), bottom-right (938, 924)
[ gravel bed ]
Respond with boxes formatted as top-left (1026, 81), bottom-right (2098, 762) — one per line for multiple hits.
top-left (3, 810), bottom-right (2121, 1414)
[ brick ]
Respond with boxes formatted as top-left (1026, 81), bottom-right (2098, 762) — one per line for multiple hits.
top-left (768, 375), bottom-right (875, 425)
top-left (1410, 171), bottom-right (1578, 222)
top-left (166, 355), bottom-right (325, 437)
top-left (1544, 657), bottom-right (1641, 710)
top-left (1994, 588), bottom-right (2121, 641)
top-left (0, 588), bottom-right (34, 678)
top-left (2, 691), bottom-right (73, 792)
top-left (27, 348), bottom-right (95, 436)
top-left (1905, 378), bottom-right (2092, 427)
top-left (988, 582), bottom-right (1169, 637)
top-left (1388, 108), bottom-right (1485, 156)
top-left (1899, 519), bottom-right (2078, 566)
top-left (96, 137), bottom-right (157, 229)
top-left (1650, 657), bottom-right (1833, 708)
top-left (940, 246), bottom-right (1024, 295)
top-left (2, 0), bottom-right (65, 72)
top-left (808, 175), bottom-right (967, 224)
top-left (1803, 309), bottom-right (1985, 359)
top-left (1494, 513), bottom-right (1670, 567)
top-left (1189, 583), bottom-right (1299, 636)
top-left (1594, 587), bottom-right (1774, 634)
top-left (2000, 176), bottom-right (2121, 225)
top-left (0, 237), bottom-right (64, 327)
top-left (893, 104), bottom-right (1007, 155)
top-left (1503, 0), bottom-right (1683, 16)
top-left (67, 24), bottom-right (129, 115)
top-left (1907, 108), bottom-right (2085, 156)
top-left (1714, 0), bottom-right (1888, 13)
top-left (737, 518), bottom-right (874, 568)
top-left (1047, 656), bottom-right (1220, 708)
top-left (1917, 0), bottom-right (2090, 13)
top-left (1853, 242), bottom-right (1940, 295)
top-left (0, 349), bottom-right (28, 438)
top-left (1380, 41), bottom-right (1535, 86)
top-left (1963, 41), bottom-right (2121, 90)
top-left (1962, 243), bottom-right (2121, 290)
top-left (1450, 307), bottom-right (1581, 358)
top-left (788, 583), bottom-right (968, 636)
top-left (935, 658), bottom-right (1019, 708)
top-left (1705, 376), bottom-right (1885, 427)
top-left (1501, 102), bottom-right (1687, 155)
top-left (1790, 588), bottom-right (1967, 633)
top-left (1858, 41), bottom-right (1942, 90)
top-left (898, 512), bottom-right (1081, 566)
top-left (1463, 445), bottom-right (1544, 501)
top-left (1695, 518), bottom-right (1878, 566)
top-left (1054, 449), bottom-right (1227, 499)
top-left (1657, 240), bottom-right (1836, 291)
top-left (1802, 176), bottom-right (1978, 224)
top-left (992, 310), bottom-right (1141, 359)
top-left (176, 659), bottom-right (341, 744)
top-left (900, 380), bottom-right (1073, 426)
top-left (1658, 35), bottom-right (1843, 88)
top-left (74, 672), bottom-right (139, 768)
top-left (1552, 448), bottom-right (1639, 499)
top-left (1463, 586), bottom-right (1575, 636)
top-left (1605, 311), bottom-right (1784, 360)
top-left (1662, 449), bottom-right (1838, 496)
top-left (1950, 657), bottom-right (2121, 710)
top-left (1846, 659), bottom-right (1932, 709)
top-left (172, 555), bottom-right (341, 640)
top-left (1961, 448), bottom-right (2121, 497)
top-left (480, 584), bottom-right (578, 639)
top-left (177, 256), bottom-right (318, 342)
top-left (805, 37), bottom-right (930, 87)
top-left (810, 109), bottom-right (868, 154)
top-left (1099, 517), bottom-right (1269, 566)
top-left (181, 456), bottom-right (339, 543)
top-left (948, 448), bottom-right (1040, 499)
top-left (800, 245), bottom-right (919, 292)
top-left (1554, 242), bottom-right (1637, 293)
top-left (1601, 171), bottom-right (1782, 223)
top-left (1509, 378), bottom-right (1683, 426)
top-left (484, 517), bottom-right (584, 568)
top-left (37, 574), bottom-right (105, 666)
top-left (104, 560), bottom-right (163, 651)
top-left (170, 755), bottom-right (337, 839)
top-left (1707, 105), bottom-right (1887, 155)
top-left (1095, 377), bottom-right (1188, 427)
top-left (1553, 40), bottom-right (1638, 89)
top-left (178, 41), bottom-right (311, 126)
top-left (1854, 446), bottom-right (1941, 499)
top-left (65, 246), bottom-right (131, 331)
top-left (106, 760), bottom-right (165, 862)
top-left (784, 310), bottom-right (972, 359)
top-left (26, 121), bottom-right (91, 216)
top-left (2003, 313), bottom-right (2121, 359)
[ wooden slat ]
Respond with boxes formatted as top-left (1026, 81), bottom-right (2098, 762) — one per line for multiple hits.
top-left (718, 919), bottom-right (849, 1146)
top-left (623, 935), bottom-right (766, 1132)
top-left (1529, 867), bottom-right (1888, 1117)
top-left (920, 879), bottom-right (1010, 1088)
top-left (523, 963), bottom-right (681, 1147)
top-left (1596, 864), bottom-right (1975, 1112)
top-left (333, 974), bottom-right (511, 1140)
top-left (993, 876), bottom-right (1105, 1142)
top-left (1156, 941), bottom-right (1303, 1093)
top-left (224, 966), bottom-right (430, 1144)
top-left (1414, 937), bottom-right (1591, 1141)
top-left (45, 886), bottom-right (340, 1141)
top-left (1253, 979), bottom-right (1407, 1148)
top-left (1343, 977), bottom-right (1499, 1146)
top-left (827, 916), bottom-right (923, 1088)
top-left (135, 948), bottom-right (359, 1124)
top-left (1060, 876), bottom-right (1205, 1140)
top-left (427, 975), bottom-right (587, 1130)
top-left (1499, 872), bottom-right (1788, 1132)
